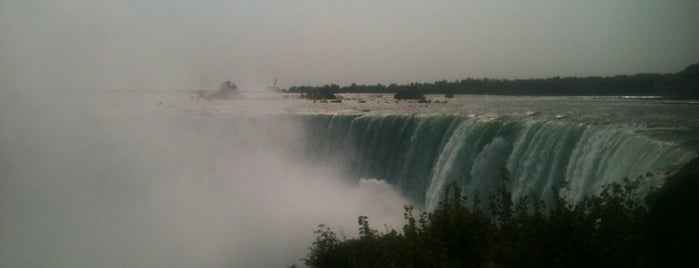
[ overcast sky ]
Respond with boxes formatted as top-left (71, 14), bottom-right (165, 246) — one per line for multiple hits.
top-left (1, 0), bottom-right (698, 90)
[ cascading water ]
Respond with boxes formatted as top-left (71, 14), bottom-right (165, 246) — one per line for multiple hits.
top-left (302, 114), bottom-right (697, 210)
top-left (3, 89), bottom-right (697, 267)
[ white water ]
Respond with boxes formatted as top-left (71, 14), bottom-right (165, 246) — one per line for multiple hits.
top-left (298, 114), bottom-right (695, 210)
top-left (1, 90), bottom-right (697, 267)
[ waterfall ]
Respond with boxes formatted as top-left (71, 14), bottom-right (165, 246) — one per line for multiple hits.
top-left (302, 114), bottom-right (696, 209)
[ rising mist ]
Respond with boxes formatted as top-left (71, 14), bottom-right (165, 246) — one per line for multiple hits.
top-left (0, 89), bottom-right (411, 267)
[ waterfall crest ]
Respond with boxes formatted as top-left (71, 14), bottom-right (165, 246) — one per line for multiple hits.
top-left (302, 114), bottom-right (696, 209)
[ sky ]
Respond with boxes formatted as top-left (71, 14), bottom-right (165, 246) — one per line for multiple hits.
top-left (1, 0), bottom-right (698, 90)
top-left (0, 1), bottom-right (698, 266)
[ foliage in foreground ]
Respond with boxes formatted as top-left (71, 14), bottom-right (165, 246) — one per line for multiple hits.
top-left (304, 172), bottom-right (653, 268)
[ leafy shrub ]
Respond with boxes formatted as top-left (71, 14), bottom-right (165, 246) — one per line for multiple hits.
top-left (303, 171), bottom-right (654, 268)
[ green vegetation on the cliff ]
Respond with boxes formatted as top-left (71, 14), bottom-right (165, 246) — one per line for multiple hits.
top-left (303, 171), bottom-right (658, 268)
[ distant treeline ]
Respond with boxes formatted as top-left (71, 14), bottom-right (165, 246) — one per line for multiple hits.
top-left (286, 63), bottom-right (699, 97)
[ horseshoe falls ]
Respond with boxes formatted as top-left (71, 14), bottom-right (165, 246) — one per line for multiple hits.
top-left (300, 114), bottom-right (697, 209)
top-left (2, 91), bottom-right (698, 267)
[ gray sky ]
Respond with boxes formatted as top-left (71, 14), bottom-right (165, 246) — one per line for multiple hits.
top-left (1, 0), bottom-right (698, 90)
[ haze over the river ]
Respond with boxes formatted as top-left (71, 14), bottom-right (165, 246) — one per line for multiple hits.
top-left (2, 0), bottom-right (698, 92)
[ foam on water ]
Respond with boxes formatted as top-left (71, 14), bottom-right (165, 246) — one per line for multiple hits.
top-left (1, 90), bottom-right (697, 267)
top-left (299, 113), bottom-right (697, 210)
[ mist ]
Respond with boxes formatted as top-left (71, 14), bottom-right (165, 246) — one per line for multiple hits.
top-left (2, 1), bottom-right (699, 266)
top-left (0, 89), bottom-right (411, 267)
top-left (2, 1), bottom-right (698, 91)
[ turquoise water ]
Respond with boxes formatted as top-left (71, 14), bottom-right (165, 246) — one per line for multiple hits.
top-left (299, 114), bottom-right (696, 209)
top-left (166, 91), bottom-right (699, 207)
top-left (1, 90), bottom-right (697, 267)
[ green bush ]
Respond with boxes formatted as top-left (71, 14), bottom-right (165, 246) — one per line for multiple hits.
top-left (303, 171), bottom-right (654, 268)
